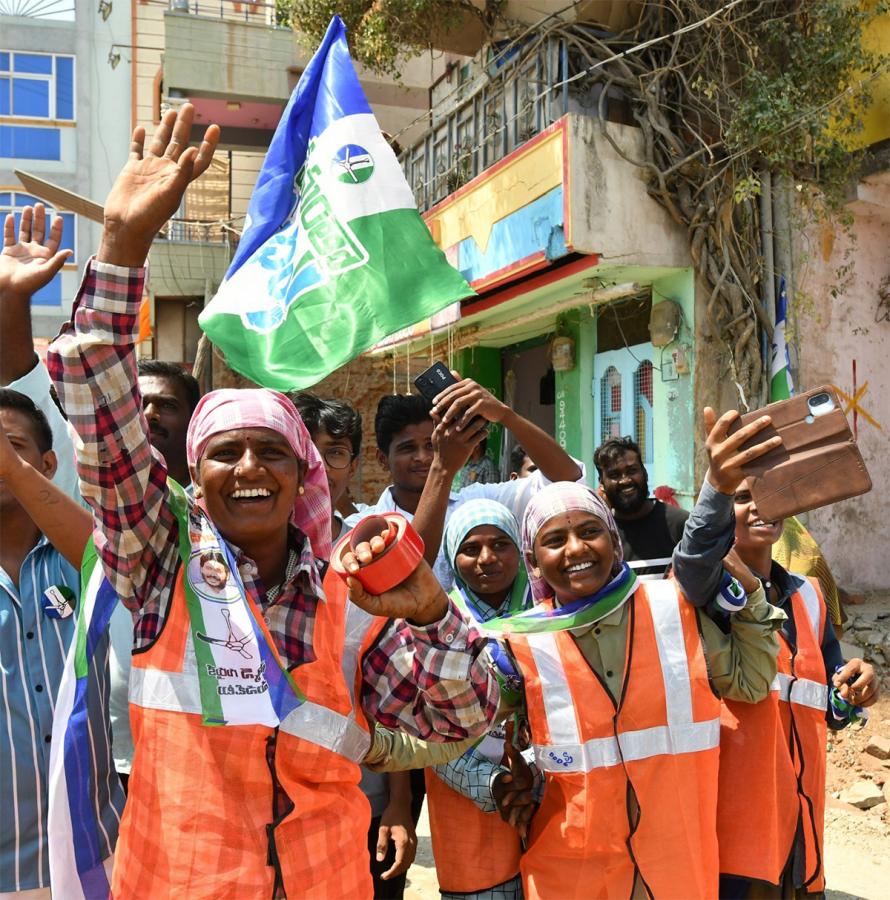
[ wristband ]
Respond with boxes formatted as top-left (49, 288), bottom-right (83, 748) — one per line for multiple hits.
top-left (331, 513), bottom-right (424, 595)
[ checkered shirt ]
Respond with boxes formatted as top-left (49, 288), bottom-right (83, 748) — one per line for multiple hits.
top-left (46, 259), bottom-right (498, 740)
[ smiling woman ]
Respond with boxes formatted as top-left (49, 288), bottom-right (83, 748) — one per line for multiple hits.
top-left (185, 388), bottom-right (327, 590)
top-left (493, 480), bottom-right (784, 899)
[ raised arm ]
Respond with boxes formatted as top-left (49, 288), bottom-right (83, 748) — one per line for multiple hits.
top-left (0, 206), bottom-right (78, 496)
top-left (672, 407), bottom-right (782, 607)
top-left (0, 419), bottom-right (90, 568)
top-left (46, 105), bottom-right (219, 605)
top-left (432, 377), bottom-right (582, 483)
top-left (413, 417), bottom-right (486, 567)
top-left (344, 541), bottom-right (498, 741)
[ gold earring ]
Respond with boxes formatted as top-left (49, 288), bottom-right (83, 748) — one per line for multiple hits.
top-left (532, 567), bottom-right (541, 578)
top-left (194, 486), bottom-right (203, 498)
top-left (298, 486), bottom-right (305, 495)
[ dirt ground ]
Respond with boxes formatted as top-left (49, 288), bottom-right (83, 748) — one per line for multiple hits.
top-left (404, 594), bottom-right (890, 900)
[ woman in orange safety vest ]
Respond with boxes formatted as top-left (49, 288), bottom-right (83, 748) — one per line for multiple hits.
top-left (424, 499), bottom-right (531, 899)
top-left (677, 477), bottom-right (879, 898)
top-left (490, 450), bottom-right (787, 899)
top-left (46, 104), bottom-right (499, 900)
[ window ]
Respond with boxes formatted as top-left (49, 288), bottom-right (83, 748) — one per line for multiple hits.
top-left (0, 52), bottom-right (74, 161)
top-left (0, 190), bottom-right (76, 306)
top-left (633, 360), bottom-right (654, 466)
top-left (599, 365), bottom-right (622, 442)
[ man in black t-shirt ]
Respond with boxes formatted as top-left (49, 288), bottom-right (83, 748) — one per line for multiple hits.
top-left (593, 436), bottom-right (689, 579)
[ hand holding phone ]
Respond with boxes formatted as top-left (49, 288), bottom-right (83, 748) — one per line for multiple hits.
top-left (726, 386), bottom-right (871, 520)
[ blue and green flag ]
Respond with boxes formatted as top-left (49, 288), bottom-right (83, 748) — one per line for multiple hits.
top-left (200, 16), bottom-right (473, 389)
top-left (770, 277), bottom-right (794, 401)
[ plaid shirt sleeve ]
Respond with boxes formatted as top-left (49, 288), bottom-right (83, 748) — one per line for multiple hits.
top-left (433, 749), bottom-right (505, 813)
top-left (360, 600), bottom-right (499, 741)
top-left (46, 259), bottom-right (179, 633)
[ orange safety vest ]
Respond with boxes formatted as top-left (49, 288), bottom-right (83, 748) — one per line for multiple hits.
top-left (717, 576), bottom-right (828, 892)
top-left (425, 591), bottom-right (523, 894)
top-left (507, 580), bottom-right (721, 900)
top-left (115, 566), bottom-right (382, 899)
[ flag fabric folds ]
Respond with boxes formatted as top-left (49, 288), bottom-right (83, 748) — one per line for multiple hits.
top-left (47, 551), bottom-right (115, 900)
top-left (770, 277), bottom-right (794, 401)
top-left (199, 16), bottom-right (474, 389)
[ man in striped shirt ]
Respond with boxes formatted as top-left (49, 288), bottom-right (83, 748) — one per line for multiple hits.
top-left (0, 206), bottom-right (124, 898)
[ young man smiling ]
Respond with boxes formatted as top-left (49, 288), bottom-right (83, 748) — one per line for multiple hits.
top-left (357, 388), bottom-right (586, 589)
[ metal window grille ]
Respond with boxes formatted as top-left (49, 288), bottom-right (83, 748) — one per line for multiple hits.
top-left (633, 360), bottom-right (654, 465)
top-left (600, 365), bottom-right (622, 441)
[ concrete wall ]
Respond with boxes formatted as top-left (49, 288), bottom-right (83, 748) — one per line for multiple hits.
top-left (567, 116), bottom-right (691, 269)
top-left (2, 0), bottom-right (130, 339)
top-left (791, 203), bottom-right (890, 592)
top-left (164, 12), bottom-right (293, 104)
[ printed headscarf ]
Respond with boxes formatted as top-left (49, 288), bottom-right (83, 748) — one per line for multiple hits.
top-left (444, 499), bottom-right (529, 616)
top-left (521, 481), bottom-right (623, 601)
top-left (186, 388), bottom-right (332, 561)
top-left (444, 499), bottom-right (521, 568)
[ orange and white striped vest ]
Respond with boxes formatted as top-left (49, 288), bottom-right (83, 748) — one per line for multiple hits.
top-left (718, 576), bottom-right (828, 891)
top-left (425, 592), bottom-right (523, 894)
top-left (507, 580), bottom-right (721, 900)
top-left (116, 566), bottom-right (379, 899)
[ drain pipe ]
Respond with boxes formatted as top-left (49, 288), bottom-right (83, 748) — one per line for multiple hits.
top-left (772, 173), bottom-right (798, 384)
top-left (759, 168), bottom-right (776, 406)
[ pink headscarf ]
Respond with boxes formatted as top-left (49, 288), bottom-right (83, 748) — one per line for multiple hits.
top-left (521, 482), bottom-right (623, 601)
top-left (186, 388), bottom-right (332, 561)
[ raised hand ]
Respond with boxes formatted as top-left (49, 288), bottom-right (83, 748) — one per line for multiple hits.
top-left (98, 103), bottom-right (220, 267)
top-left (432, 374), bottom-right (510, 431)
top-left (703, 406), bottom-right (782, 495)
top-left (430, 416), bottom-right (488, 476)
top-left (0, 205), bottom-right (72, 302)
top-left (344, 528), bottom-right (449, 625)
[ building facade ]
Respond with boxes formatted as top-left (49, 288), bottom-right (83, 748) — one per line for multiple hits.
top-left (1, 0), bottom-right (130, 345)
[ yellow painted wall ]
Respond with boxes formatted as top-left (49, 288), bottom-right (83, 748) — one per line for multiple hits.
top-left (855, 11), bottom-right (890, 148)
top-left (843, 8), bottom-right (890, 149)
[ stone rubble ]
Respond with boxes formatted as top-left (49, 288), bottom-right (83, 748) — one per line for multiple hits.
top-left (839, 780), bottom-right (887, 810)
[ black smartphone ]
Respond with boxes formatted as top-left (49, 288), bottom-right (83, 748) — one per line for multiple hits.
top-left (413, 361), bottom-right (459, 404)
top-left (413, 362), bottom-right (487, 435)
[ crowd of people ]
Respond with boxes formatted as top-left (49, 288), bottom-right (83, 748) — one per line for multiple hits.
top-left (0, 104), bottom-right (881, 900)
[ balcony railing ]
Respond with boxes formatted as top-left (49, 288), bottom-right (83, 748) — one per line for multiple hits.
top-left (400, 35), bottom-right (577, 213)
top-left (168, 0), bottom-right (280, 26)
top-left (158, 218), bottom-right (231, 243)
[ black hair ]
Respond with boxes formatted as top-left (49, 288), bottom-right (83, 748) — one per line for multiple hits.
top-left (199, 550), bottom-right (227, 567)
top-left (137, 359), bottom-right (201, 413)
top-left (0, 388), bottom-right (53, 454)
top-left (593, 435), bottom-right (643, 479)
top-left (290, 392), bottom-right (363, 457)
top-left (509, 443), bottom-right (529, 474)
top-left (374, 394), bottom-right (432, 454)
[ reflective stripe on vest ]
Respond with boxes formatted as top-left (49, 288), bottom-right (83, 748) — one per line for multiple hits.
top-left (128, 571), bottom-right (373, 763)
top-left (529, 580), bottom-right (719, 774)
top-left (796, 577), bottom-right (824, 643)
top-left (770, 672), bottom-right (829, 711)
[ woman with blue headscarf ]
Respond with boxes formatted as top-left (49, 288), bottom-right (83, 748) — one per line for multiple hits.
top-left (425, 499), bottom-right (530, 900)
